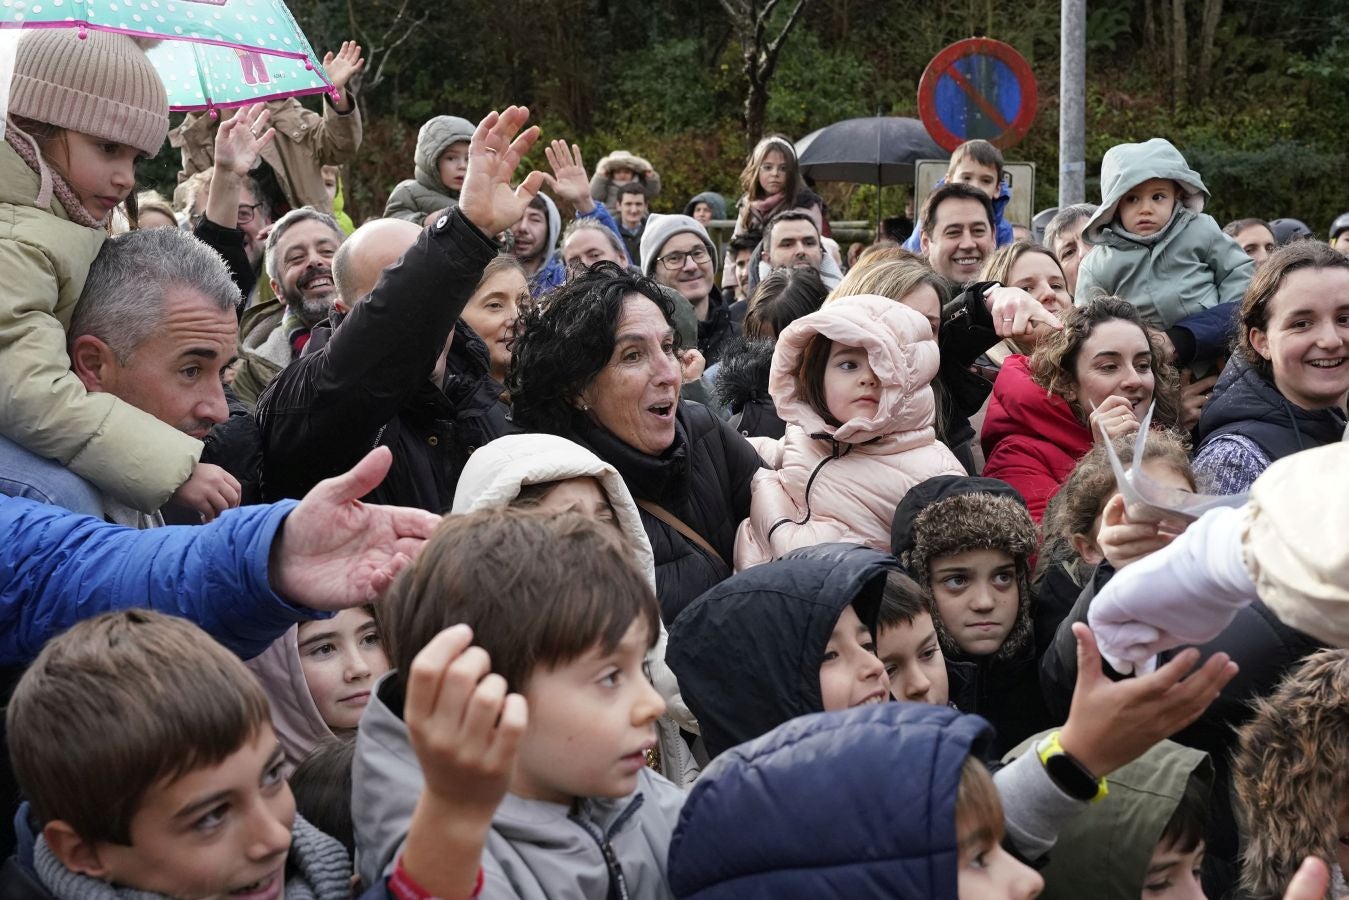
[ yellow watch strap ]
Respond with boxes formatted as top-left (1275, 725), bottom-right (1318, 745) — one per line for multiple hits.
top-left (1037, 730), bottom-right (1109, 803)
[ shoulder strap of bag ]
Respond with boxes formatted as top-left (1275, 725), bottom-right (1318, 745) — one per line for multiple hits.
top-left (635, 499), bottom-right (727, 568)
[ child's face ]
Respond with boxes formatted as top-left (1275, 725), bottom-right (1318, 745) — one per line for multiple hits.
top-left (819, 605), bottom-right (890, 711)
top-left (65, 726), bottom-right (294, 898)
top-left (47, 130), bottom-right (142, 222)
top-left (951, 159), bottom-right (1002, 199)
top-left (297, 607), bottom-right (389, 732)
top-left (1066, 319), bottom-right (1156, 418)
top-left (437, 141), bottom-right (470, 192)
top-left (1118, 178), bottom-right (1177, 236)
top-left (1141, 838), bottom-right (1204, 899)
top-left (877, 611), bottom-right (949, 705)
top-left (822, 342), bottom-right (881, 424)
top-left (957, 829), bottom-right (1043, 900)
top-left (321, 166), bottom-right (339, 202)
top-left (511, 619), bottom-right (665, 804)
top-left (610, 166), bottom-right (638, 185)
top-left (758, 149), bottom-right (789, 195)
top-left (691, 202), bottom-right (714, 225)
top-left (930, 549), bottom-right (1020, 657)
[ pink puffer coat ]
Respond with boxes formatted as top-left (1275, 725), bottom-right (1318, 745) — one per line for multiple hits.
top-left (735, 295), bottom-right (964, 568)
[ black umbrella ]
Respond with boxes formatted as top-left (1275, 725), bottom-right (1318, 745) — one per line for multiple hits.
top-left (795, 116), bottom-right (944, 186)
top-left (796, 117), bottom-right (945, 230)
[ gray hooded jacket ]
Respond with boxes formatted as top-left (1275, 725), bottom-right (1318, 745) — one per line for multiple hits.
top-left (1075, 137), bottom-right (1253, 329)
top-left (384, 115), bottom-right (475, 222)
top-left (353, 673), bottom-right (685, 897)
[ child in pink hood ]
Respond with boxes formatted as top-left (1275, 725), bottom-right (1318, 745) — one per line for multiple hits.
top-left (735, 294), bottom-right (965, 567)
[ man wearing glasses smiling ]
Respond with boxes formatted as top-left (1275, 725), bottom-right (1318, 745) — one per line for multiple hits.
top-left (640, 214), bottom-right (740, 366)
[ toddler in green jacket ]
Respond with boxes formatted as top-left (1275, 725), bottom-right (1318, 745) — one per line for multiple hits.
top-left (1075, 138), bottom-right (1254, 334)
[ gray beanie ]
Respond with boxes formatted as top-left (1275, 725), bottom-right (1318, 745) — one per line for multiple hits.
top-left (640, 214), bottom-right (716, 277)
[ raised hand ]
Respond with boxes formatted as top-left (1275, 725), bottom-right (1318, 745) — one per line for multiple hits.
top-left (270, 446), bottom-right (444, 608)
top-left (984, 285), bottom-right (1063, 339)
top-left (1097, 493), bottom-right (1183, 570)
top-left (458, 106), bottom-right (546, 238)
top-left (543, 139), bottom-right (595, 213)
top-left (214, 103), bottom-right (274, 177)
top-left (400, 625), bottom-right (527, 897)
top-left (1058, 622), bottom-right (1237, 778)
top-left (321, 40), bottom-right (365, 94)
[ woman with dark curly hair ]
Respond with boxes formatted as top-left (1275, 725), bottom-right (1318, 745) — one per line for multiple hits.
top-left (981, 297), bottom-right (1180, 522)
top-left (509, 262), bottom-right (762, 622)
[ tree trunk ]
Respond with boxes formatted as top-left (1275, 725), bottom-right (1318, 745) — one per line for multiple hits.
top-left (1171, 0), bottom-right (1188, 110)
top-left (720, 0), bottom-right (812, 151)
top-left (1195, 0), bottom-right (1223, 101)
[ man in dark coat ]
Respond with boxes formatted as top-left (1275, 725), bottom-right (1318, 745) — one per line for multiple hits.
top-left (254, 113), bottom-right (535, 512)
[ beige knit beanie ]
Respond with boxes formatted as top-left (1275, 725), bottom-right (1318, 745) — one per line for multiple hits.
top-left (9, 29), bottom-right (168, 156)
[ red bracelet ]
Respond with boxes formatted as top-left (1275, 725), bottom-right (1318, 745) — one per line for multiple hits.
top-left (389, 856), bottom-right (483, 900)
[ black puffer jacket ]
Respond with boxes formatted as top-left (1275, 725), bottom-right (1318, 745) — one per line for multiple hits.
top-left (698, 286), bottom-right (740, 367)
top-left (255, 211), bottom-right (514, 512)
top-left (1040, 561), bottom-right (1323, 897)
top-left (568, 400), bottom-right (761, 623)
top-left (714, 335), bottom-right (785, 440)
top-left (936, 280), bottom-right (1004, 474)
top-left (1195, 354), bottom-right (1347, 460)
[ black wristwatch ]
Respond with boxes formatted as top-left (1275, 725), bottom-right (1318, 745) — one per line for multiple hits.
top-left (1036, 731), bottom-right (1108, 802)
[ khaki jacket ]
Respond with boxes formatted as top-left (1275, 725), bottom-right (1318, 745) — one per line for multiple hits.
top-left (171, 93), bottom-right (363, 215)
top-left (0, 141), bottom-right (200, 511)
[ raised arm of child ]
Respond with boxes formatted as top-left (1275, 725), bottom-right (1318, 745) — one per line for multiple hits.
top-left (392, 625), bottom-right (527, 898)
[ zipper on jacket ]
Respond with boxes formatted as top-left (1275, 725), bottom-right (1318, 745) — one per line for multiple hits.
top-left (571, 794), bottom-right (644, 900)
top-left (765, 438), bottom-right (851, 543)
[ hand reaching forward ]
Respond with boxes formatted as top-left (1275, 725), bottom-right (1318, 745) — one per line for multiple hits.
top-left (214, 103), bottom-right (274, 177)
top-left (321, 40), bottom-right (365, 93)
top-left (984, 285), bottom-right (1063, 340)
top-left (458, 106), bottom-right (546, 238)
top-left (270, 446), bottom-right (443, 608)
top-left (1097, 493), bottom-right (1183, 570)
top-left (1057, 623), bottom-right (1237, 778)
top-left (543, 140), bottom-right (595, 213)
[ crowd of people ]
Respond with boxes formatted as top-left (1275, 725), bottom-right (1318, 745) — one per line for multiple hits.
top-left (2, 25), bottom-right (1349, 900)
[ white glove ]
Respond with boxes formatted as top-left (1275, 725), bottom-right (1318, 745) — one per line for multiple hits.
top-left (1089, 505), bottom-right (1256, 673)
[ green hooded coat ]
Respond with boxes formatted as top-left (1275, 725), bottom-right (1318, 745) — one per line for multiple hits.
top-left (1075, 138), bottom-right (1253, 330)
top-left (383, 115), bottom-right (474, 223)
top-left (1004, 732), bottom-right (1213, 900)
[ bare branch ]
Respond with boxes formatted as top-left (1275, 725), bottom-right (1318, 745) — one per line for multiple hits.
top-left (766, 0), bottom-right (810, 55)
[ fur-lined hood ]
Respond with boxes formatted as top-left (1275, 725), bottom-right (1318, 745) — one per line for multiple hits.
top-left (890, 475), bottom-right (1036, 662)
top-left (1233, 649), bottom-right (1349, 899)
top-left (715, 335), bottom-right (775, 412)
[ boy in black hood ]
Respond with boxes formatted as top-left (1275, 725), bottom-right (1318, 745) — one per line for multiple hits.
top-left (892, 475), bottom-right (1053, 755)
top-left (666, 544), bottom-right (894, 759)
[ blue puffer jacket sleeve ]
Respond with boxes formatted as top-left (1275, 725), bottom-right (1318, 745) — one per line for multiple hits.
top-left (0, 497), bottom-right (322, 665)
top-left (1166, 301), bottom-right (1237, 366)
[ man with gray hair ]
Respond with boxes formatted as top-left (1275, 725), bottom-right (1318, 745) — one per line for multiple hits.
top-left (1042, 203), bottom-right (1097, 296)
top-left (232, 207), bottom-right (345, 409)
top-left (0, 227), bottom-right (242, 527)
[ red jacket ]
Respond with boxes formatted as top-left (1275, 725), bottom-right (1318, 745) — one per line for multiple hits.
top-left (980, 355), bottom-right (1093, 523)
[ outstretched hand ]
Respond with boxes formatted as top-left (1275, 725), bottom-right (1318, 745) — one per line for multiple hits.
top-left (1282, 858), bottom-right (1330, 900)
top-left (543, 140), bottom-right (595, 213)
top-left (458, 106), bottom-right (546, 238)
top-left (214, 103), bottom-right (274, 177)
top-left (270, 446), bottom-right (443, 608)
top-left (985, 285), bottom-right (1063, 339)
top-left (1057, 622), bottom-right (1237, 778)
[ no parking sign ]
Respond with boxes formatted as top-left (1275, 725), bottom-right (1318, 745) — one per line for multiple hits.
top-left (917, 38), bottom-right (1037, 152)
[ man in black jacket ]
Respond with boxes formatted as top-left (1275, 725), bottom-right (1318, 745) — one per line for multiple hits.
top-left (254, 107), bottom-right (543, 512)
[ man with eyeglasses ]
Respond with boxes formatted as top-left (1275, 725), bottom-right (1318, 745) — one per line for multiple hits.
top-left (640, 214), bottom-right (740, 366)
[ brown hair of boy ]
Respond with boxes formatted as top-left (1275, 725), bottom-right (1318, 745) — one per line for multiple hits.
top-left (382, 507), bottom-right (660, 693)
top-left (1029, 296), bottom-right (1182, 428)
top-left (7, 610), bottom-right (271, 845)
top-left (949, 139), bottom-right (1005, 180)
top-left (1036, 429), bottom-right (1194, 582)
top-left (876, 569), bottom-right (931, 632)
top-left (955, 754), bottom-right (1005, 851)
top-left (1236, 240), bottom-right (1349, 380)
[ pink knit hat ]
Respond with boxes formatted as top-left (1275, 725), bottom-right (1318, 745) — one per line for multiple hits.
top-left (9, 29), bottom-right (168, 156)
